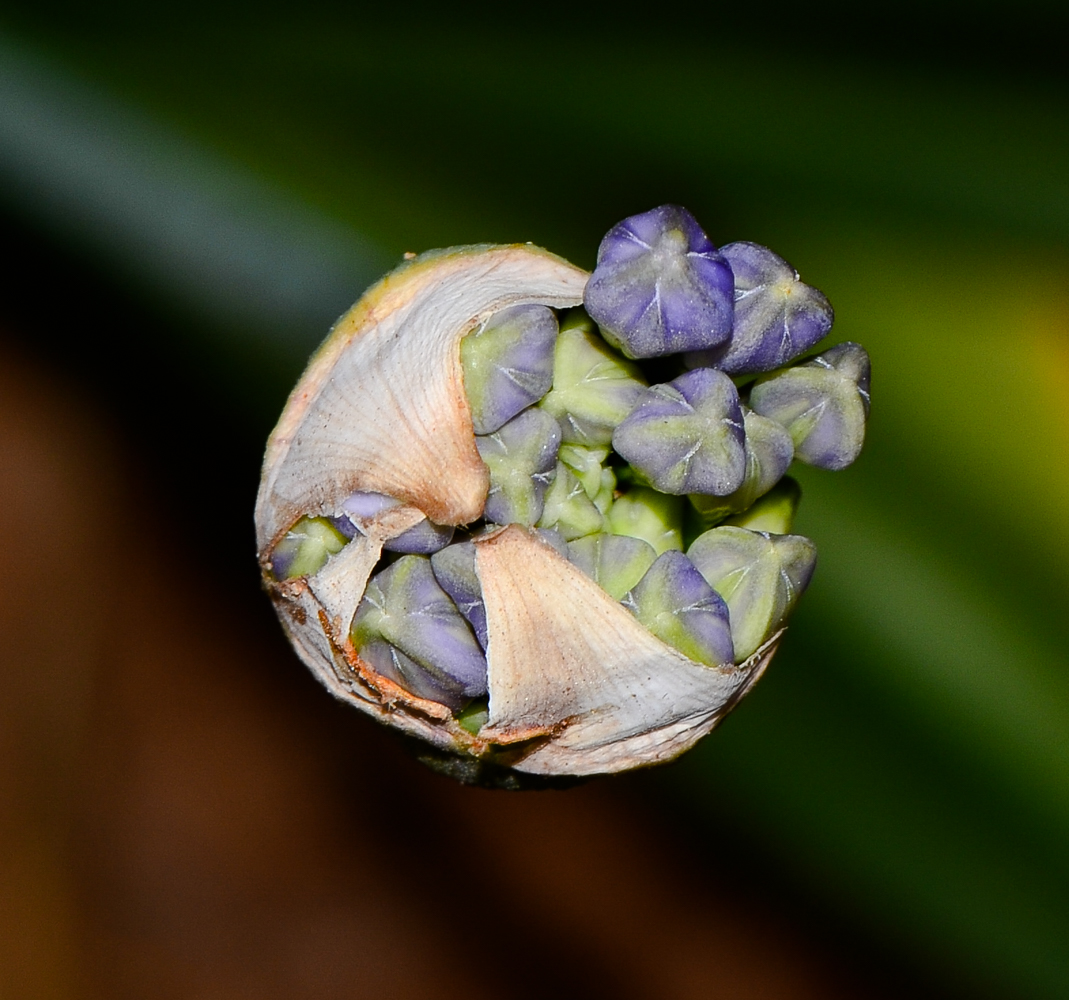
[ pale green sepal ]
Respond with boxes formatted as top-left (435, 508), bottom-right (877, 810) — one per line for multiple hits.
top-left (559, 443), bottom-right (610, 498)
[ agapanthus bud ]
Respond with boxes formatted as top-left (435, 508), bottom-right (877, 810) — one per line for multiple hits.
top-left (622, 550), bottom-right (735, 667)
top-left (749, 342), bottom-right (870, 470)
top-left (607, 486), bottom-right (684, 555)
top-left (340, 491), bottom-right (454, 554)
top-left (270, 516), bottom-right (349, 579)
top-left (568, 531), bottom-right (657, 600)
top-left (430, 540), bottom-right (487, 648)
top-left (351, 555), bottom-right (488, 708)
top-left (688, 526), bottom-right (817, 660)
top-left (584, 205), bottom-right (734, 359)
top-left (722, 477), bottom-right (801, 535)
top-left (539, 313), bottom-right (647, 445)
top-left (612, 368), bottom-right (746, 496)
top-left (559, 443), bottom-right (610, 499)
top-left (460, 303), bottom-right (557, 434)
top-left (476, 407), bottom-right (561, 526)
top-left (688, 408), bottom-right (794, 526)
top-left (537, 462), bottom-right (606, 540)
top-left (687, 242), bottom-right (833, 375)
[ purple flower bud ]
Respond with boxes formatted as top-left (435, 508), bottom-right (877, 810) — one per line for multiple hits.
top-left (688, 525), bottom-right (817, 660)
top-left (430, 540), bottom-right (487, 648)
top-left (351, 555), bottom-right (487, 708)
top-left (749, 342), bottom-right (870, 470)
top-left (583, 205), bottom-right (734, 359)
top-left (622, 550), bottom-right (735, 667)
top-left (612, 368), bottom-right (746, 495)
top-left (339, 491), bottom-right (454, 554)
top-left (461, 303), bottom-right (558, 435)
top-left (686, 242), bottom-right (833, 375)
top-left (476, 407), bottom-right (562, 526)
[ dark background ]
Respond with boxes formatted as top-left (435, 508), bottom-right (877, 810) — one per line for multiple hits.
top-left (1, 3), bottom-right (1068, 997)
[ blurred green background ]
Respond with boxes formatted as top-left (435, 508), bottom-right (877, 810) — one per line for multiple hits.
top-left (1, 3), bottom-right (1067, 997)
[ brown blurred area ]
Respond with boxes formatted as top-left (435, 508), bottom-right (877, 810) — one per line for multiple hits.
top-left (0, 336), bottom-right (899, 1000)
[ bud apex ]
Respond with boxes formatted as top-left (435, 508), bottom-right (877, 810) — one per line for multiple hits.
top-left (622, 550), bottom-right (735, 667)
top-left (688, 242), bottom-right (833, 375)
top-left (584, 205), bottom-right (735, 359)
top-left (270, 516), bottom-right (349, 579)
top-left (537, 462), bottom-right (606, 540)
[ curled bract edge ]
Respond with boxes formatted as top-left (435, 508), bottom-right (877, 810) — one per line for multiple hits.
top-left (255, 244), bottom-right (779, 778)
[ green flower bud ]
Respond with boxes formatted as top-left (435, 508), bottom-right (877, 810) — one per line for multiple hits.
top-left (539, 311), bottom-right (647, 446)
top-left (607, 486), bottom-right (684, 555)
top-left (688, 525), bottom-right (817, 660)
top-left (567, 531), bottom-right (658, 600)
top-left (537, 462), bottom-right (606, 540)
top-left (559, 443), bottom-right (610, 498)
top-left (460, 303), bottom-right (557, 435)
top-left (270, 516), bottom-right (349, 579)
top-left (722, 477), bottom-right (802, 534)
top-left (476, 407), bottom-right (561, 526)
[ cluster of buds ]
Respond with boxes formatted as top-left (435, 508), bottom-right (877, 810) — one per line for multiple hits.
top-left (255, 206), bottom-right (870, 781)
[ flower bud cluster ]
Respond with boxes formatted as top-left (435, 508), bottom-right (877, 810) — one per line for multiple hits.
top-left (267, 205), bottom-right (871, 723)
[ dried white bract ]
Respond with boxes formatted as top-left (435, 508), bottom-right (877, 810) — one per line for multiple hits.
top-left (256, 241), bottom-right (799, 781)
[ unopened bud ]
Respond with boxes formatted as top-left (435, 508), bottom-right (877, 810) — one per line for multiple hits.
top-left (607, 486), bottom-right (684, 555)
top-left (612, 368), bottom-right (746, 496)
top-left (351, 555), bottom-right (487, 708)
top-left (722, 477), bottom-right (801, 534)
top-left (340, 491), bottom-right (454, 554)
top-left (461, 303), bottom-right (557, 434)
top-left (476, 407), bottom-right (561, 526)
top-left (688, 409), bottom-right (794, 526)
top-left (584, 205), bottom-right (734, 359)
top-left (539, 312), bottom-right (647, 445)
top-left (622, 550), bottom-right (735, 666)
top-left (568, 531), bottom-right (657, 600)
top-left (688, 525), bottom-right (816, 660)
top-left (537, 462), bottom-right (606, 540)
top-left (749, 342), bottom-right (870, 470)
top-left (688, 242), bottom-right (833, 375)
top-left (270, 516), bottom-right (349, 579)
